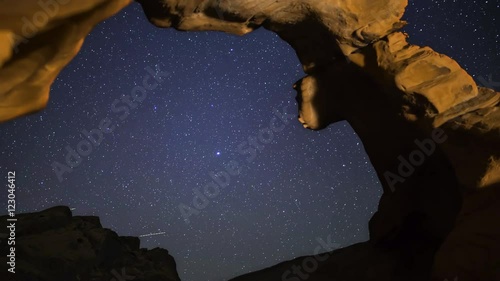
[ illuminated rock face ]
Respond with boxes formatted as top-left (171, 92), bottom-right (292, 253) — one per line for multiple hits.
top-left (1, 0), bottom-right (499, 280)
top-left (0, 0), bottom-right (131, 122)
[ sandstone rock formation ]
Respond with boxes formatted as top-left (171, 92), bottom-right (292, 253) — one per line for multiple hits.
top-left (0, 0), bottom-right (131, 122)
top-left (0, 206), bottom-right (181, 281)
top-left (0, 0), bottom-right (499, 281)
top-left (136, 1), bottom-right (500, 280)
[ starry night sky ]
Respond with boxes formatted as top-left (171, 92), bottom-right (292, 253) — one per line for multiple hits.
top-left (1, 1), bottom-right (498, 280)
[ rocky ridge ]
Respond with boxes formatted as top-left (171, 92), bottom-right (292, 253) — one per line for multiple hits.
top-left (0, 206), bottom-right (181, 281)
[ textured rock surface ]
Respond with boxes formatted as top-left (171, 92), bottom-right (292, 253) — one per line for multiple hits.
top-left (0, 206), bottom-right (181, 281)
top-left (0, 0), bottom-right (499, 280)
top-left (0, 0), bottom-right (131, 122)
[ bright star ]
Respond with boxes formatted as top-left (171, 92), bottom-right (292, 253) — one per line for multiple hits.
top-left (216, 151), bottom-right (221, 156)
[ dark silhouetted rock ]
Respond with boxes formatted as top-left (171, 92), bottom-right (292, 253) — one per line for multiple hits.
top-left (0, 206), bottom-right (181, 281)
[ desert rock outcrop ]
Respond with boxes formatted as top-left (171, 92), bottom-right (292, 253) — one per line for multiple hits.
top-left (0, 0), bottom-right (131, 122)
top-left (0, 206), bottom-right (181, 281)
